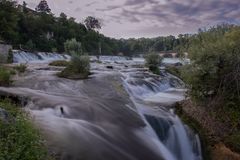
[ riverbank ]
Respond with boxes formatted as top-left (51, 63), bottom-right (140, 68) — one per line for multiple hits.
top-left (176, 100), bottom-right (240, 160)
top-left (0, 99), bottom-right (53, 160)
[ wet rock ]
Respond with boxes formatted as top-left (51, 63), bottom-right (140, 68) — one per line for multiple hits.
top-left (106, 66), bottom-right (114, 69)
top-left (174, 62), bottom-right (183, 67)
top-left (0, 108), bottom-right (9, 122)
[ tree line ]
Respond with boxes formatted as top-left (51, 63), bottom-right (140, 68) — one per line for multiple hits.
top-left (0, 0), bottom-right (192, 56)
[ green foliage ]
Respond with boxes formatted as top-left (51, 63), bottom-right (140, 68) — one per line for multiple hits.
top-left (13, 64), bottom-right (27, 73)
top-left (0, 99), bottom-right (51, 160)
top-left (0, 66), bottom-right (11, 86)
top-left (58, 55), bottom-right (90, 79)
top-left (182, 25), bottom-right (240, 105)
top-left (64, 39), bottom-right (82, 55)
top-left (59, 39), bottom-right (90, 79)
top-left (145, 53), bottom-right (162, 74)
top-left (25, 40), bottom-right (36, 51)
top-left (84, 16), bottom-right (101, 31)
top-left (165, 66), bottom-right (183, 79)
top-left (49, 60), bottom-right (69, 67)
top-left (0, 0), bottom-right (191, 56)
top-left (35, 0), bottom-right (51, 13)
top-left (0, 0), bottom-right (18, 43)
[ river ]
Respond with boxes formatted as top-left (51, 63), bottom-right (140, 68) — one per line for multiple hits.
top-left (0, 51), bottom-right (202, 160)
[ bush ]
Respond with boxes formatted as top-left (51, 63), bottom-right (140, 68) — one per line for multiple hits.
top-left (145, 53), bottom-right (162, 74)
top-left (59, 39), bottom-right (90, 79)
top-left (14, 64), bottom-right (27, 73)
top-left (64, 39), bottom-right (82, 55)
top-left (0, 67), bottom-right (11, 86)
top-left (49, 60), bottom-right (69, 67)
top-left (0, 99), bottom-right (52, 160)
top-left (58, 55), bottom-right (90, 79)
top-left (183, 25), bottom-right (240, 106)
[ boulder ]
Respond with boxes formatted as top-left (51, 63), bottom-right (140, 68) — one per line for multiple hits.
top-left (106, 66), bottom-right (114, 69)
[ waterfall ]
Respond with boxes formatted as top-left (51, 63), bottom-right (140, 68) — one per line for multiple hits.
top-left (13, 50), bottom-right (71, 63)
top-left (0, 56), bottom-right (202, 160)
top-left (121, 68), bottom-right (202, 160)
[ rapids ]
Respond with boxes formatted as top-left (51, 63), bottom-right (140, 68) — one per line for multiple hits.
top-left (0, 52), bottom-right (202, 160)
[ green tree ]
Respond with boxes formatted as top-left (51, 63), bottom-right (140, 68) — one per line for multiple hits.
top-left (64, 38), bottom-right (82, 55)
top-left (182, 25), bottom-right (240, 109)
top-left (84, 16), bottom-right (101, 31)
top-left (145, 53), bottom-right (162, 75)
top-left (59, 39), bottom-right (90, 79)
top-left (35, 0), bottom-right (51, 13)
top-left (0, 0), bottom-right (18, 43)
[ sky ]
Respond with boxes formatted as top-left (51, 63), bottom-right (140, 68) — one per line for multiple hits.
top-left (17, 0), bottom-right (240, 39)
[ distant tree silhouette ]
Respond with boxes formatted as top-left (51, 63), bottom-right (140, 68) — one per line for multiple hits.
top-left (22, 1), bottom-right (27, 10)
top-left (35, 0), bottom-right (51, 13)
top-left (84, 16), bottom-right (101, 31)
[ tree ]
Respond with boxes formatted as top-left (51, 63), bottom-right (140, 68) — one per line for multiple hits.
top-left (64, 38), bottom-right (82, 55)
top-left (182, 25), bottom-right (240, 108)
top-left (84, 16), bottom-right (101, 31)
top-left (145, 53), bottom-right (162, 75)
top-left (35, 0), bottom-right (51, 13)
top-left (59, 39), bottom-right (90, 79)
top-left (0, 0), bottom-right (18, 43)
top-left (22, 1), bottom-right (28, 13)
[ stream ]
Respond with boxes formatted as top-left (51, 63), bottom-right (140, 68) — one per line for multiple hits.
top-left (0, 51), bottom-right (202, 160)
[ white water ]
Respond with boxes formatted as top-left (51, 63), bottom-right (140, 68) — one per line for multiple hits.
top-left (8, 51), bottom-right (202, 160)
top-left (13, 50), bottom-right (71, 63)
top-left (121, 68), bottom-right (202, 160)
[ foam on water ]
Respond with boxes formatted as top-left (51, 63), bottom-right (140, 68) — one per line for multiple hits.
top-left (121, 67), bottom-right (202, 160)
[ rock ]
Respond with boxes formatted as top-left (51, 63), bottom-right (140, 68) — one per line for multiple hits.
top-left (0, 108), bottom-right (9, 122)
top-left (174, 62), bottom-right (183, 66)
top-left (106, 66), bottom-right (114, 69)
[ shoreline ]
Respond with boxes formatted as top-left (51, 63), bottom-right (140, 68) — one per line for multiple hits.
top-left (175, 100), bottom-right (240, 160)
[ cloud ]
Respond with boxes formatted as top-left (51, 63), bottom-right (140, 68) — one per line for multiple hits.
top-left (85, 1), bottom-right (98, 7)
top-left (75, 7), bottom-right (81, 12)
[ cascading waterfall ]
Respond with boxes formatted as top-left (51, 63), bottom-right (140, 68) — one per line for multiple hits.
top-left (121, 68), bottom-right (202, 160)
top-left (13, 50), bottom-right (71, 63)
top-left (1, 52), bottom-right (202, 160)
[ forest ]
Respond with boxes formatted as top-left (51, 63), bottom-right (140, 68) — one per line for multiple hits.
top-left (0, 0), bottom-right (190, 56)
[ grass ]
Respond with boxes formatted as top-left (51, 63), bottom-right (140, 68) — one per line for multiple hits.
top-left (49, 60), bottom-right (69, 67)
top-left (0, 66), bottom-right (11, 86)
top-left (0, 99), bottom-right (53, 160)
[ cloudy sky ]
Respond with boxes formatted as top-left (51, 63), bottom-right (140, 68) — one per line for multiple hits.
top-left (17, 0), bottom-right (240, 38)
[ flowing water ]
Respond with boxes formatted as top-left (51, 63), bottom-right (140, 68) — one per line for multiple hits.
top-left (13, 50), bottom-right (70, 63)
top-left (0, 52), bottom-right (202, 160)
